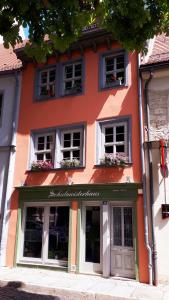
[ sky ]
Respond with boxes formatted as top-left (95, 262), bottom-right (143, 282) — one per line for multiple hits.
top-left (0, 26), bottom-right (28, 43)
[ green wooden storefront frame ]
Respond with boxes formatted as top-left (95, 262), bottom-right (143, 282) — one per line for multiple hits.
top-left (15, 183), bottom-right (141, 278)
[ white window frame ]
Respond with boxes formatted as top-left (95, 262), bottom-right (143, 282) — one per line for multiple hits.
top-left (18, 202), bottom-right (70, 267)
top-left (101, 122), bottom-right (127, 156)
top-left (60, 128), bottom-right (83, 164)
top-left (63, 62), bottom-right (82, 95)
top-left (104, 54), bottom-right (125, 87)
top-left (34, 132), bottom-right (55, 163)
top-left (38, 68), bottom-right (56, 97)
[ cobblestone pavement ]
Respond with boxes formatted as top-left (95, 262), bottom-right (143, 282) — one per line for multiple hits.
top-left (0, 282), bottom-right (67, 300)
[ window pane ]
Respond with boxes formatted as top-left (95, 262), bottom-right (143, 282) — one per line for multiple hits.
top-left (65, 65), bottom-right (73, 79)
top-left (74, 79), bottom-right (82, 91)
top-left (37, 136), bottom-right (45, 150)
top-left (73, 132), bottom-right (80, 146)
top-left (65, 81), bottom-right (72, 90)
top-left (37, 153), bottom-right (44, 161)
top-left (23, 207), bottom-right (44, 258)
top-left (124, 207), bottom-right (133, 247)
top-left (63, 151), bottom-right (70, 160)
top-left (113, 207), bottom-right (122, 246)
top-left (85, 206), bottom-right (100, 263)
top-left (116, 145), bottom-right (125, 153)
top-left (45, 153), bottom-right (52, 161)
top-left (40, 71), bottom-right (47, 84)
top-left (106, 57), bottom-right (114, 72)
top-left (72, 150), bottom-right (80, 160)
top-left (116, 126), bottom-right (125, 142)
top-left (48, 206), bottom-right (69, 261)
top-left (40, 86), bottom-right (48, 96)
top-left (75, 64), bottom-right (82, 77)
top-left (116, 71), bottom-right (125, 84)
top-left (105, 127), bottom-right (113, 143)
top-left (48, 84), bottom-right (55, 97)
top-left (116, 56), bottom-right (124, 69)
top-left (0, 94), bottom-right (2, 122)
top-left (63, 133), bottom-right (71, 148)
top-left (49, 70), bottom-right (56, 82)
top-left (46, 135), bottom-right (53, 150)
top-left (105, 146), bottom-right (113, 153)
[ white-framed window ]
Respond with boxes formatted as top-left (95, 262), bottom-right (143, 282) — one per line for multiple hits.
top-left (102, 122), bottom-right (127, 155)
top-left (34, 133), bottom-right (55, 162)
top-left (60, 128), bottom-right (83, 166)
top-left (63, 61), bottom-right (82, 95)
top-left (97, 118), bottom-right (131, 165)
top-left (30, 125), bottom-right (85, 170)
top-left (100, 51), bottom-right (127, 89)
top-left (39, 68), bottom-right (56, 98)
top-left (18, 202), bottom-right (70, 267)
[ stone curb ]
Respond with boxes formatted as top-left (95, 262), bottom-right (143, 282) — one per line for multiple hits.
top-left (0, 280), bottom-right (137, 300)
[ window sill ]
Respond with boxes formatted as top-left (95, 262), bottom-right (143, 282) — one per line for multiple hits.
top-left (26, 166), bottom-right (85, 172)
top-left (94, 162), bottom-right (133, 168)
top-left (100, 83), bottom-right (127, 91)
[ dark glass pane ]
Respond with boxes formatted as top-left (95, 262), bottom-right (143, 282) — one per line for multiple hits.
top-left (105, 146), bottom-right (113, 153)
top-left (48, 206), bottom-right (69, 261)
top-left (75, 64), bottom-right (82, 77)
top-left (124, 207), bottom-right (133, 247)
top-left (46, 135), bottom-right (53, 149)
top-left (40, 86), bottom-right (48, 96)
top-left (73, 132), bottom-right (80, 146)
top-left (72, 150), bottom-right (80, 160)
top-left (65, 81), bottom-right (72, 90)
top-left (105, 127), bottom-right (114, 143)
top-left (116, 126), bottom-right (125, 142)
top-left (105, 73), bottom-right (117, 85)
top-left (116, 71), bottom-right (125, 84)
top-left (113, 207), bottom-right (122, 246)
top-left (41, 71), bottom-right (47, 84)
top-left (116, 145), bottom-right (125, 153)
top-left (63, 151), bottom-right (70, 160)
top-left (106, 58), bottom-right (114, 72)
top-left (65, 65), bottom-right (73, 78)
top-left (37, 153), bottom-right (44, 161)
top-left (23, 207), bottom-right (44, 258)
top-left (85, 206), bottom-right (100, 263)
top-left (37, 136), bottom-right (45, 150)
top-left (64, 133), bottom-right (71, 148)
top-left (46, 153), bottom-right (52, 161)
top-left (116, 56), bottom-right (124, 69)
top-left (48, 84), bottom-right (55, 97)
top-left (74, 79), bottom-right (82, 91)
top-left (49, 70), bottom-right (56, 82)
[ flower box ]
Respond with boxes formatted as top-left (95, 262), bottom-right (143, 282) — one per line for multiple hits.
top-left (31, 161), bottom-right (53, 171)
top-left (100, 153), bottom-right (129, 167)
top-left (60, 159), bottom-right (80, 168)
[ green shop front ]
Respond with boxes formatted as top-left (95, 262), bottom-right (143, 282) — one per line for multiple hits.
top-left (16, 183), bottom-right (141, 279)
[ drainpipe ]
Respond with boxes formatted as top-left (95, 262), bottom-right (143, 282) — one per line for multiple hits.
top-left (144, 70), bottom-right (158, 286)
top-left (138, 54), bottom-right (153, 285)
top-left (0, 70), bottom-right (20, 266)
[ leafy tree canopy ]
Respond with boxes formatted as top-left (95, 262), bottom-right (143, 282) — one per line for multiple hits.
top-left (0, 0), bottom-right (168, 61)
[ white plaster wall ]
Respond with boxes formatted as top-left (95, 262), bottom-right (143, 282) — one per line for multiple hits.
top-left (0, 75), bottom-right (16, 146)
top-left (151, 147), bottom-right (169, 283)
top-left (0, 152), bottom-right (8, 205)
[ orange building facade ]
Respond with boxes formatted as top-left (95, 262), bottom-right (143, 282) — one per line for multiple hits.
top-left (5, 29), bottom-right (148, 282)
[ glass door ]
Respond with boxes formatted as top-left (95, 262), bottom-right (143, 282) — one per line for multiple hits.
top-left (81, 202), bottom-right (102, 274)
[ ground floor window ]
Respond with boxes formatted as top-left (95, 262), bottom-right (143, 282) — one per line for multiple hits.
top-left (21, 203), bottom-right (69, 266)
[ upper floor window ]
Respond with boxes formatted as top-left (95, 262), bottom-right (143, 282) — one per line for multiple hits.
top-left (0, 94), bottom-right (3, 126)
top-left (100, 51), bottom-right (127, 90)
top-left (62, 61), bottom-right (83, 96)
top-left (97, 117), bottom-right (131, 165)
top-left (34, 133), bottom-right (55, 162)
top-left (60, 129), bottom-right (83, 166)
top-left (30, 125), bottom-right (85, 170)
top-left (38, 68), bottom-right (56, 98)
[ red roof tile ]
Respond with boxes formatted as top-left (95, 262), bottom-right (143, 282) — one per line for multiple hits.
top-left (0, 44), bottom-right (22, 72)
top-left (142, 33), bottom-right (169, 65)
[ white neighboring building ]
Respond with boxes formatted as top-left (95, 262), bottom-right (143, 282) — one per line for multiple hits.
top-left (141, 33), bottom-right (169, 283)
top-left (0, 45), bottom-right (22, 265)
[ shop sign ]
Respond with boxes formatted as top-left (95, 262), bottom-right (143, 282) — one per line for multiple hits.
top-left (48, 190), bottom-right (100, 199)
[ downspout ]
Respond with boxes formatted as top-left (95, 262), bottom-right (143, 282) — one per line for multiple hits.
top-left (138, 54), bottom-right (153, 285)
top-left (0, 70), bottom-right (20, 266)
top-left (144, 70), bottom-right (158, 286)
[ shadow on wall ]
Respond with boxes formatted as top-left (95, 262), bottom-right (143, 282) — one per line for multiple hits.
top-left (89, 166), bottom-right (127, 183)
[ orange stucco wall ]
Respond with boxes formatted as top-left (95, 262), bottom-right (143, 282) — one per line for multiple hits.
top-left (6, 42), bottom-right (148, 281)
